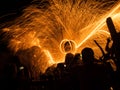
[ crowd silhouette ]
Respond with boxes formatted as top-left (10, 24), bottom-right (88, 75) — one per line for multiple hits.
top-left (0, 17), bottom-right (120, 90)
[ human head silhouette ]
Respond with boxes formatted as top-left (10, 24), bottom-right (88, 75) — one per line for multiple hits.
top-left (72, 53), bottom-right (81, 63)
top-left (65, 53), bottom-right (74, 66)
top-left (81, 47), bottom-right (94, 64)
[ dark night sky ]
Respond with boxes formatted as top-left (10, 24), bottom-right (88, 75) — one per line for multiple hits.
top-left (0, 0), bottom-right (33, 24)
top-left (0, 0), bottom-right (32, 15)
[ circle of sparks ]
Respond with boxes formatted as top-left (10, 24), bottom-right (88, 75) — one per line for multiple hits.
top-left (60, 39), bottom-right (77, 54)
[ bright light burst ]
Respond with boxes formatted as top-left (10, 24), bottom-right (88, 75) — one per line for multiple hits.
top-left (1, 0), bottom-right (120, 78)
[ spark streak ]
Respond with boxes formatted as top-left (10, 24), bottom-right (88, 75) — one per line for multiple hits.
top-left (43, 50), bottom-right (55, 65)
top-left (77, 1), bottom-right (120, 48)
top-left (96, 30), bottom-right (110, 35)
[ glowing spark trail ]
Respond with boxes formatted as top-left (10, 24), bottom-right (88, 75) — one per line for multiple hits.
top-left (43, 50), bottom-right (55, 65)
top-left (96, 30), bottom-right (110, 35)
top-left (77, 1), bottom-right (120, 48)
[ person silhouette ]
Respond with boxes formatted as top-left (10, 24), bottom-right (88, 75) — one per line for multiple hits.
top-left (81, 47), bottom-right (111, 90)
top-left (81, 47), bottom-right (95, 64)
top-left (64, 53), bottom-right (74, 71)
top-left (106, 17), bottom-right (120, 89)
top-left (69, 53), bottom-right (83, 70)
top-left (71, 47), bottom-right (110, 90)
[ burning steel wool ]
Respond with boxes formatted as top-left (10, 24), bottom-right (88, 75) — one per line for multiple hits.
top-left (1, 0), bottom-right (120, 78)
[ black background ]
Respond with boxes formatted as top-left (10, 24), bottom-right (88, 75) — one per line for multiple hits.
top-left (0, 0), bottom-right (32, 15)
